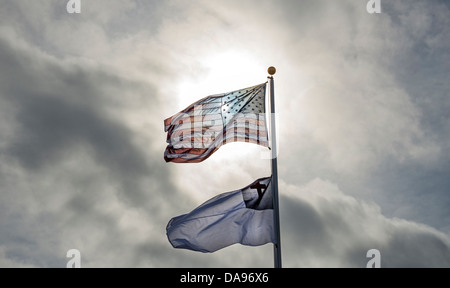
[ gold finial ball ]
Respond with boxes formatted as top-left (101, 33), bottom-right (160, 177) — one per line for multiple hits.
top-left (268, 66), bottom-right (276, 75)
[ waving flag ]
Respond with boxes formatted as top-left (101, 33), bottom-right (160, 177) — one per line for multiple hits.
top-left (166, 176), bottom-right (275, 253)
top-left (164, 83), bottom-right (268, 163)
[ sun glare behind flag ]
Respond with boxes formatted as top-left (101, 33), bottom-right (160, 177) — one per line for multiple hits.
top-left (163, 83), bottom-right (268, 163)
top-left (166, 176), bottom-right (275, 253)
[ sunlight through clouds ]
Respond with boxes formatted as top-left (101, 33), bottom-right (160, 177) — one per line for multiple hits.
top-left (175, 50), bottom-right (267, 109)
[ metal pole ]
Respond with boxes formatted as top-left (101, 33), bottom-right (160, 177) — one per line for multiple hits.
top-left (268, 67), bottom-right (282, 268)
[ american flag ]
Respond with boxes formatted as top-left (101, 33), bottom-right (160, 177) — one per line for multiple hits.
top-left (164, 82), bottom-right (269, 163)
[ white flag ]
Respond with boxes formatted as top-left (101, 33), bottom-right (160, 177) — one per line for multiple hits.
top-left (166, 176), bottom-right (275, 253)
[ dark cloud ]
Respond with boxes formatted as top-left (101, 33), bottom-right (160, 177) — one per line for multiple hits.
top-left (280, 179), bottom-right (450, 268)
top-left (0, 24), bottom-right (185, 267)
top-left (0, 30), bottom-right (171, 204)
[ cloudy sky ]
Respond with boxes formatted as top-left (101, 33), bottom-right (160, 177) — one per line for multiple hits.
top-left (0, 0), bottom-right (449, 268)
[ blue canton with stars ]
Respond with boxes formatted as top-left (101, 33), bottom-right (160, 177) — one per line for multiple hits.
top-left (220, 83), bottom-right (266, 126)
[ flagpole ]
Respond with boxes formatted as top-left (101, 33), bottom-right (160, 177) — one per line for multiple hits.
top-left (268, 66), bottom-right (282, 268)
